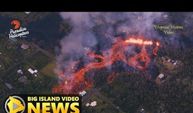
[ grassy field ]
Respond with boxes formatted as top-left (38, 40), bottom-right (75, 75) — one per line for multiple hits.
top-left (41, 61), bottom-right (56, 77)
top-left (0, 37), bottom-right (37, 73)
top-left (82, 92), bottom-right (121, 113)
top-left (26, 51), bottom-right (50, 70)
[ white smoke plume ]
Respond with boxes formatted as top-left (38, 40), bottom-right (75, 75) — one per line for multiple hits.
top-left (56, 12), bottom-right (165, 73)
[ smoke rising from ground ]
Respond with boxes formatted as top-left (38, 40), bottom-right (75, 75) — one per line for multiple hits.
top-left (52, 12), bottom-right (193, 95)
top-left (56, 12), bottom-right (165, 73)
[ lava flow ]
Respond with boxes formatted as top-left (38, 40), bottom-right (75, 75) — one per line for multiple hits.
top-left (53, 36), bottom-right (160, 94)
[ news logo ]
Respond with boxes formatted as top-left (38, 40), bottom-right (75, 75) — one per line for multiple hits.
top-left (11, 20), bottom-right (21, 30)
top-left (9, 19), bottom-right (30, 40)
top-left (4, 96), bottom-right (25, 113)
top-left (4, 95), bottom-right (81, 113)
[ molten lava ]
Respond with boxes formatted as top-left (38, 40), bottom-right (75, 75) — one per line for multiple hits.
top-left (53, 36), bottom-right (160, 94)
top-left (107, 72), bottom-right (118, 84)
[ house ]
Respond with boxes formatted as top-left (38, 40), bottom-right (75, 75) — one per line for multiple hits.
top-left (17, 69), bottom-right (24, 75)
top-left (85, 103), bottom-right (90, 107)
top-left (18, 76), bottom-right (28, 84)
top-left (79, 90), bottom-right (87, 97)
top-left (140, 108), bottom-right (145, 113)
top-left (159, 56), bottom-right (182, 71)
top-left (155, 73), bottom-right (167, 85)
top-left (158, 73), bottom-right (166, 81)
top-left (5, 83), bottom-right (13, 89)
top-left (25, 12), bottom-right (31, 14)
top-left (90, 101), bottom-right (97, 107)
top-left (28, 68), bottom-right (38, 77)
top-left (21, 44), bottom-right (29, 50)
top-left (85, 101), bottom-right (97, 107)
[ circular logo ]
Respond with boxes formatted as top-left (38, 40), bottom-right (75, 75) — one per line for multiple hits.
top-left (11, 20), bottom-right (21, 30)
top-left (5, 96), bottom-right (25, 113)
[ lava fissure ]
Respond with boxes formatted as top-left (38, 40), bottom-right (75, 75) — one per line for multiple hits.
top-left (53, 36), bottom-right (160, 94)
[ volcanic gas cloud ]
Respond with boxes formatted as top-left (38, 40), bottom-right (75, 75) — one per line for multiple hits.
top-left (52, 36), bottom-right (160, 94)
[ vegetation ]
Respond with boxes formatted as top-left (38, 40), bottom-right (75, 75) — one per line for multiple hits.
top-left (96, 48), bottom-right (193, 113)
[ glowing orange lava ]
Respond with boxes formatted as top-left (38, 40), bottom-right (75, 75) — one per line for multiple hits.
top-left (52, 36), bottom-right (160, 94)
